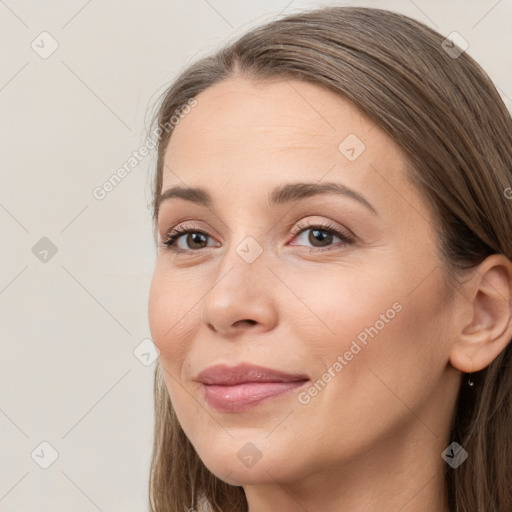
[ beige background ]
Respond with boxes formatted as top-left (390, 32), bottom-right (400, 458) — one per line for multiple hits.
top-left (0, 0), bottom-right (510, 510)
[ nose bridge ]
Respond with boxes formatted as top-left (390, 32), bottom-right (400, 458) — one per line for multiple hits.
top-left (200, 231), bottom-right (277, 334)
top-left (217, 218), bottom-right (270, 273)
top-left (211, 231), bottom-right (270, 300)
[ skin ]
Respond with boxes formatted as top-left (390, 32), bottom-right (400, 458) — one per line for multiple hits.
top-left (148, 76), bottom-right (512, 512)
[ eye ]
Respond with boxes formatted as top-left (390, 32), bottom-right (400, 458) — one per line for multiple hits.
top-left (288, 220), bottom-right (354, 252)
top-left (160, 224), bottom-right (218, 253)
top-left (160, 219), bottom-right (354, 255)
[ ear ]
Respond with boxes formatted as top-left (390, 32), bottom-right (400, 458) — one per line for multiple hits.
top-left (449, 254), bottom-right (512, 373)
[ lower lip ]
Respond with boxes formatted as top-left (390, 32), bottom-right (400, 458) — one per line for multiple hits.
top-left (202, 380), bottom-right (309, 412)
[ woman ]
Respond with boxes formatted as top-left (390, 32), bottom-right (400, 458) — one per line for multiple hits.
top-left (146, 6), bottom-right (512, 512)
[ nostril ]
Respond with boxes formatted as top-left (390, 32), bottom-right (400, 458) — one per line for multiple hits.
top-left (235, 319), bottom-right (257, 327)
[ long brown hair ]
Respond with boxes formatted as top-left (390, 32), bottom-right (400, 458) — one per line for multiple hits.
top-left (147, 6), bottom-right (512, 511)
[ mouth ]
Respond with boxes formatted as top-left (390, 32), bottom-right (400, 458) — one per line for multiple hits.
top-left (195, 363), bottom-right (310, 412)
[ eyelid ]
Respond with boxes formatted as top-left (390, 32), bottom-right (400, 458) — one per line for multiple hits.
top-left (160, 219), bottom-right (218, 241)
top-left (288, 217), bottom-right (354, 243)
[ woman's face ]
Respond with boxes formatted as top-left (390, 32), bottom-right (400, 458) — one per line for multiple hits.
top-left (148, 76), bottom-right (461, 488)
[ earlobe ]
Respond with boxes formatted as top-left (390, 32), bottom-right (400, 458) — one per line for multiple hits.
top-left (449, 346), bottom-right (474, 374)
top-left (449, 254), bottom-right (512, 373)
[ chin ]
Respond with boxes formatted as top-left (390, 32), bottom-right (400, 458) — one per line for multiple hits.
top-left (193, 437), bottom-right (308, 486)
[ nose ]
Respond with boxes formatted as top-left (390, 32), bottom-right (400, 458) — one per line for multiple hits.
top-left (200, 245), bottom-right (278, 338)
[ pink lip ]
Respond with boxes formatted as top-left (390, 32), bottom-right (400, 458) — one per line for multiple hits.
top-left (195, 363), bottom-right (309, 412)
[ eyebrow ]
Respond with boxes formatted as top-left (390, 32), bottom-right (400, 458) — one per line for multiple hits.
top-left (156, 181), bottom-right (378, 216)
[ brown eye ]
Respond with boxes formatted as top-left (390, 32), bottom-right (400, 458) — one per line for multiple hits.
top-left (290, 221), bottom-right (354, 252)
top-left (184, 232), bottom-right (209, 249)
top-left (161, 227), bottom-right (217, 253)
top-left (307, 228), bottom-right (335, 247)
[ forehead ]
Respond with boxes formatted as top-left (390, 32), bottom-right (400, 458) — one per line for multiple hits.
top-left (166, 76), bottom-right (385, 157)
top-left (161, 76), bottom-right (418, 218)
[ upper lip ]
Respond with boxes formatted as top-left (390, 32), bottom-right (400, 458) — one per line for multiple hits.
top-left (195, 363), bottom-right (309, 386)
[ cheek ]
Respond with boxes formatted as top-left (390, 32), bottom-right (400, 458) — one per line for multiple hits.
top-left (281, 273), bottom-right (448, 466)
top-left (288, 262), bottom-right (447, 399)
top-left (148, 269), bottom-right (206, 429)
top-left (148, 266), bottom-right (198, 372)
top-left (284, 264), bottom-right (400, 352)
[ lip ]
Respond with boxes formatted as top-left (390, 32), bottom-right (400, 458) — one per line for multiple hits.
top-left (195, 363), bottom-right (310, 412)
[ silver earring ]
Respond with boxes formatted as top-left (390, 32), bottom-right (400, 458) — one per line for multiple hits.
top-left (468, 373), bottom-right (474, 387)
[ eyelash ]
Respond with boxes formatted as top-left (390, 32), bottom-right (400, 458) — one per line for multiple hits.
top-left (160, 220), bottom-right (354, 255)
